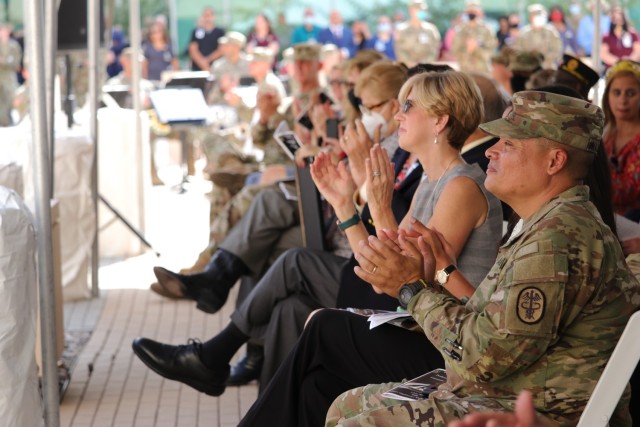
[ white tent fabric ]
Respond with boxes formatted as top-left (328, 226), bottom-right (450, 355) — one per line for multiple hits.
top-left (0, 187), bottom-right (44, 427)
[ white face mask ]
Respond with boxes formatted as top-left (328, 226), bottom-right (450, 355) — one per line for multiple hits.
top-left (304, 16), bottom-right (314, 26)
top-left (532, 14), bottom-right (547, 27)
top-left (360, 110), bottom-right (388, 140)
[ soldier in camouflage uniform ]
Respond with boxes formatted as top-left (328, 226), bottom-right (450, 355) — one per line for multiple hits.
top-left (451, 1), bottom-right (497, 76)
top-left (233, 91), bottom-right (640, 426)
top-left (207, 31), bottom-right (251, 105)
top-left (512, 4), bottom-right (563, 69)
top-left (0, 23), bottom-right (21, 126)
top-left (325, 91), bottom-right (639, 426)
top-left (394, 0), bottom-right (441, 67)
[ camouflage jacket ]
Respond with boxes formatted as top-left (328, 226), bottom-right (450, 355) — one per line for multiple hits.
top-left (394, 21), bottom-right (441, 66)
top-left (451, 22), bottom-right (498, 75)
top-left (409, 185), bottom-right (640, 424)
top-left (512, 25), bottom-right (563, 69)
top-left (0, 39), bottom-right (21, 76)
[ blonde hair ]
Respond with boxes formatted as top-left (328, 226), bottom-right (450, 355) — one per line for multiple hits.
top-left (398, 71), bottom-right (484, 149)
top-left (355, 61), bottom-right (408, 102)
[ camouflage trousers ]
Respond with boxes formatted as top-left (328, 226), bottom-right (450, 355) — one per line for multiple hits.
top-left (183, 183), bottom-right (274, 274)
top-left (326, 384), bottom-right (511, 427)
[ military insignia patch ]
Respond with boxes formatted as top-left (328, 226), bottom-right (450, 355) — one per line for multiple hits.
top-left (516, 287), bottom-right (545, 324)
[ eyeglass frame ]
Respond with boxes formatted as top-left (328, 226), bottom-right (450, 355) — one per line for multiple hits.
top-left (359, 99), bottom-right (391, 115)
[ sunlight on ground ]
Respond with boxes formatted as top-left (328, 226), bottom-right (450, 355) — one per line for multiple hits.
top-left (97, 148), bottom-right (211, 291)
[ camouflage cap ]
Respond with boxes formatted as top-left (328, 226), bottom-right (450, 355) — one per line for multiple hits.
top-left (248, 47), bottom-right (275, 62)
top-left (528, 3), bottom-right (547, 14)
top-left (558, 54), bottom-right (600, 88)
top-left (509, 50), bottom-right (544, 73)
top-left (293, 43), bottom-right (321, 61)
top-left (321, 43), bottom-right (339, 59)
top-left (409, 0), bottom-right (428, 10)
top-left (479, 91), bottom-right (604, 154)
top-left (219, 31), bottom-right (246, 48)
top-left (464, 0), bottom-right (482, 11)
top-left (491, 47), bottom-right (515, 66)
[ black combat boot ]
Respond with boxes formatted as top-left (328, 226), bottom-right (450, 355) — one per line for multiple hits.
top-left (152, 249), bottom-right (249, 314)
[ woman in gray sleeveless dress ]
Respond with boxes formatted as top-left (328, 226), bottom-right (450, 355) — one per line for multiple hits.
top-left (312, 70), bottom-right (503, 298)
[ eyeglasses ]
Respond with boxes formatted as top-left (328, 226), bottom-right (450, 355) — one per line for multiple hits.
top-left (359, 99), bottom-right (390, 115)
top-left (329, 79), bottom-right (355, 89)
top-left (401, 99), bottom-right (414, 114)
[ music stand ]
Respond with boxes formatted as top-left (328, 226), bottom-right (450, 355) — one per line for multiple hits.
top-left (161, 70), bottom-right (212, 97)
top-left (150, 88), bottom-right (209, 192)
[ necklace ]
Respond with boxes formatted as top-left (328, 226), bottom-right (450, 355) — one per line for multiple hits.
top-left (427, 156), bottom-right (459, 206)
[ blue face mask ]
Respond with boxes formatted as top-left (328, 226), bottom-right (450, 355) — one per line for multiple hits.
top-left (416, 10), bottom-right (427, 21)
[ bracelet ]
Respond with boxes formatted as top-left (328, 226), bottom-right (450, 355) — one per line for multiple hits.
top-left (337, 212), bottom-right (361, 231)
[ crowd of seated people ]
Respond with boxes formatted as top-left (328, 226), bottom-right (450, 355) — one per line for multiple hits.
top-left (108, 3), bottom-right (640, 426)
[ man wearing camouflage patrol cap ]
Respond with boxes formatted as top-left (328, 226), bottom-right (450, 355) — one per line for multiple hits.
top-left (234, 91), bottom-right (640, 426)
top-left (321, 90), bottom-right (639, 425)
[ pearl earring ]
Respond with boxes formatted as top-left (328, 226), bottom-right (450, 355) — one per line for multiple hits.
top-left (434, 132), bottom-right (439, 144)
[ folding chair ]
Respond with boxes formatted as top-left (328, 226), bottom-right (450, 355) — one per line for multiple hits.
top-left (294, 161), bottom-right (325, 252)
top-left (577, 311), bottom-right (640, 427)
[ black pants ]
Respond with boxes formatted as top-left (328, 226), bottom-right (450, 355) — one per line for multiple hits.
top-left (238, 309), bottom-right (445, 427)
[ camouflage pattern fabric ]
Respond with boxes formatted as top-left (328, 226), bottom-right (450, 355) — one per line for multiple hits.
top-left (0, 38), bottom-right (21, 126)
top-left (479, 91), bottom-right (604, 154)
top-left (627, 253), bottom-right (640, 281)
top-left (328, 185), bottom-right (640, 426)
top-left (512, 25), bottom-right (563, 69)
top-left (252, 109), bottom-right (295, 166)
top-left (394, 21), bottom-right (441, 66)
top-left (208, 55), bottom-right (250, 104)
top-left (451, 22), bottom-right (498, 75)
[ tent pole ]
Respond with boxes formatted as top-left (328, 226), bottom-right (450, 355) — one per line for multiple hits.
top-left (24, 0), bottom-right (61, 424)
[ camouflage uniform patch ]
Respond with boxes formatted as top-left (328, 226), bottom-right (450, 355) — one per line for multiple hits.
top-left (515, 287), bottom-right (545, 324)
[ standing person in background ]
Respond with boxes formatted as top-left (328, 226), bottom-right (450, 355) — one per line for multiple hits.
top-left (566, 0), bottom-right (584, 42)
top-left (513, 3), bottom-right (563, 69)
top-left (602, 60), bottom-right (640, 217)
top-left (394, 0), bottom-right (441, 67)
top-left (496, 15), bottom-right (510, 49)
top-left (601, 5), bottom-right (640, 69)
top-left (246, 14), bottom-right (280, 61)
top-left (290, 8), bottom-right (321, 45)
top-left (0, 22), bottom-right (21, 126)
top-left (507, 13), bottom-right (521, 45)
top-left (548, 5), bottom-right (579, 55)
top-left (577, 0), bottom-right (611, 57)
top-left (452, 1), bottom-right (497, 76)
top-left (188, 7), bottom-right (225, 72)
top-left (350, 20), bottom-right (373, 56)
top-left (273, 12), bottom-right (291, 60)
top-left (318, 10), bottom-right (355, 58)
top-left (207, 32), bottom-right (250, 105)
top-left (142, 21), bottom-right (179, 82)
top-left (106, 27), bottom-right (128, 79)
top-left (371, 15), bottom-right (396, 59)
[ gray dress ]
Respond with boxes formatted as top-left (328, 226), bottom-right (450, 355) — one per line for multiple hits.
top-left (411, 162), bottom-right (503, 287)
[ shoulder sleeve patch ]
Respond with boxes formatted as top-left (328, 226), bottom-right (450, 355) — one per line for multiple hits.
top-left (516, 287), bottom-right (545, 324)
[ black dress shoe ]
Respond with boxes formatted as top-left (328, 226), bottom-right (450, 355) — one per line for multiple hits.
top-left (132, 337), bottom-right (229, 396)
top-left (227, 349), bottom-right (263, 386)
